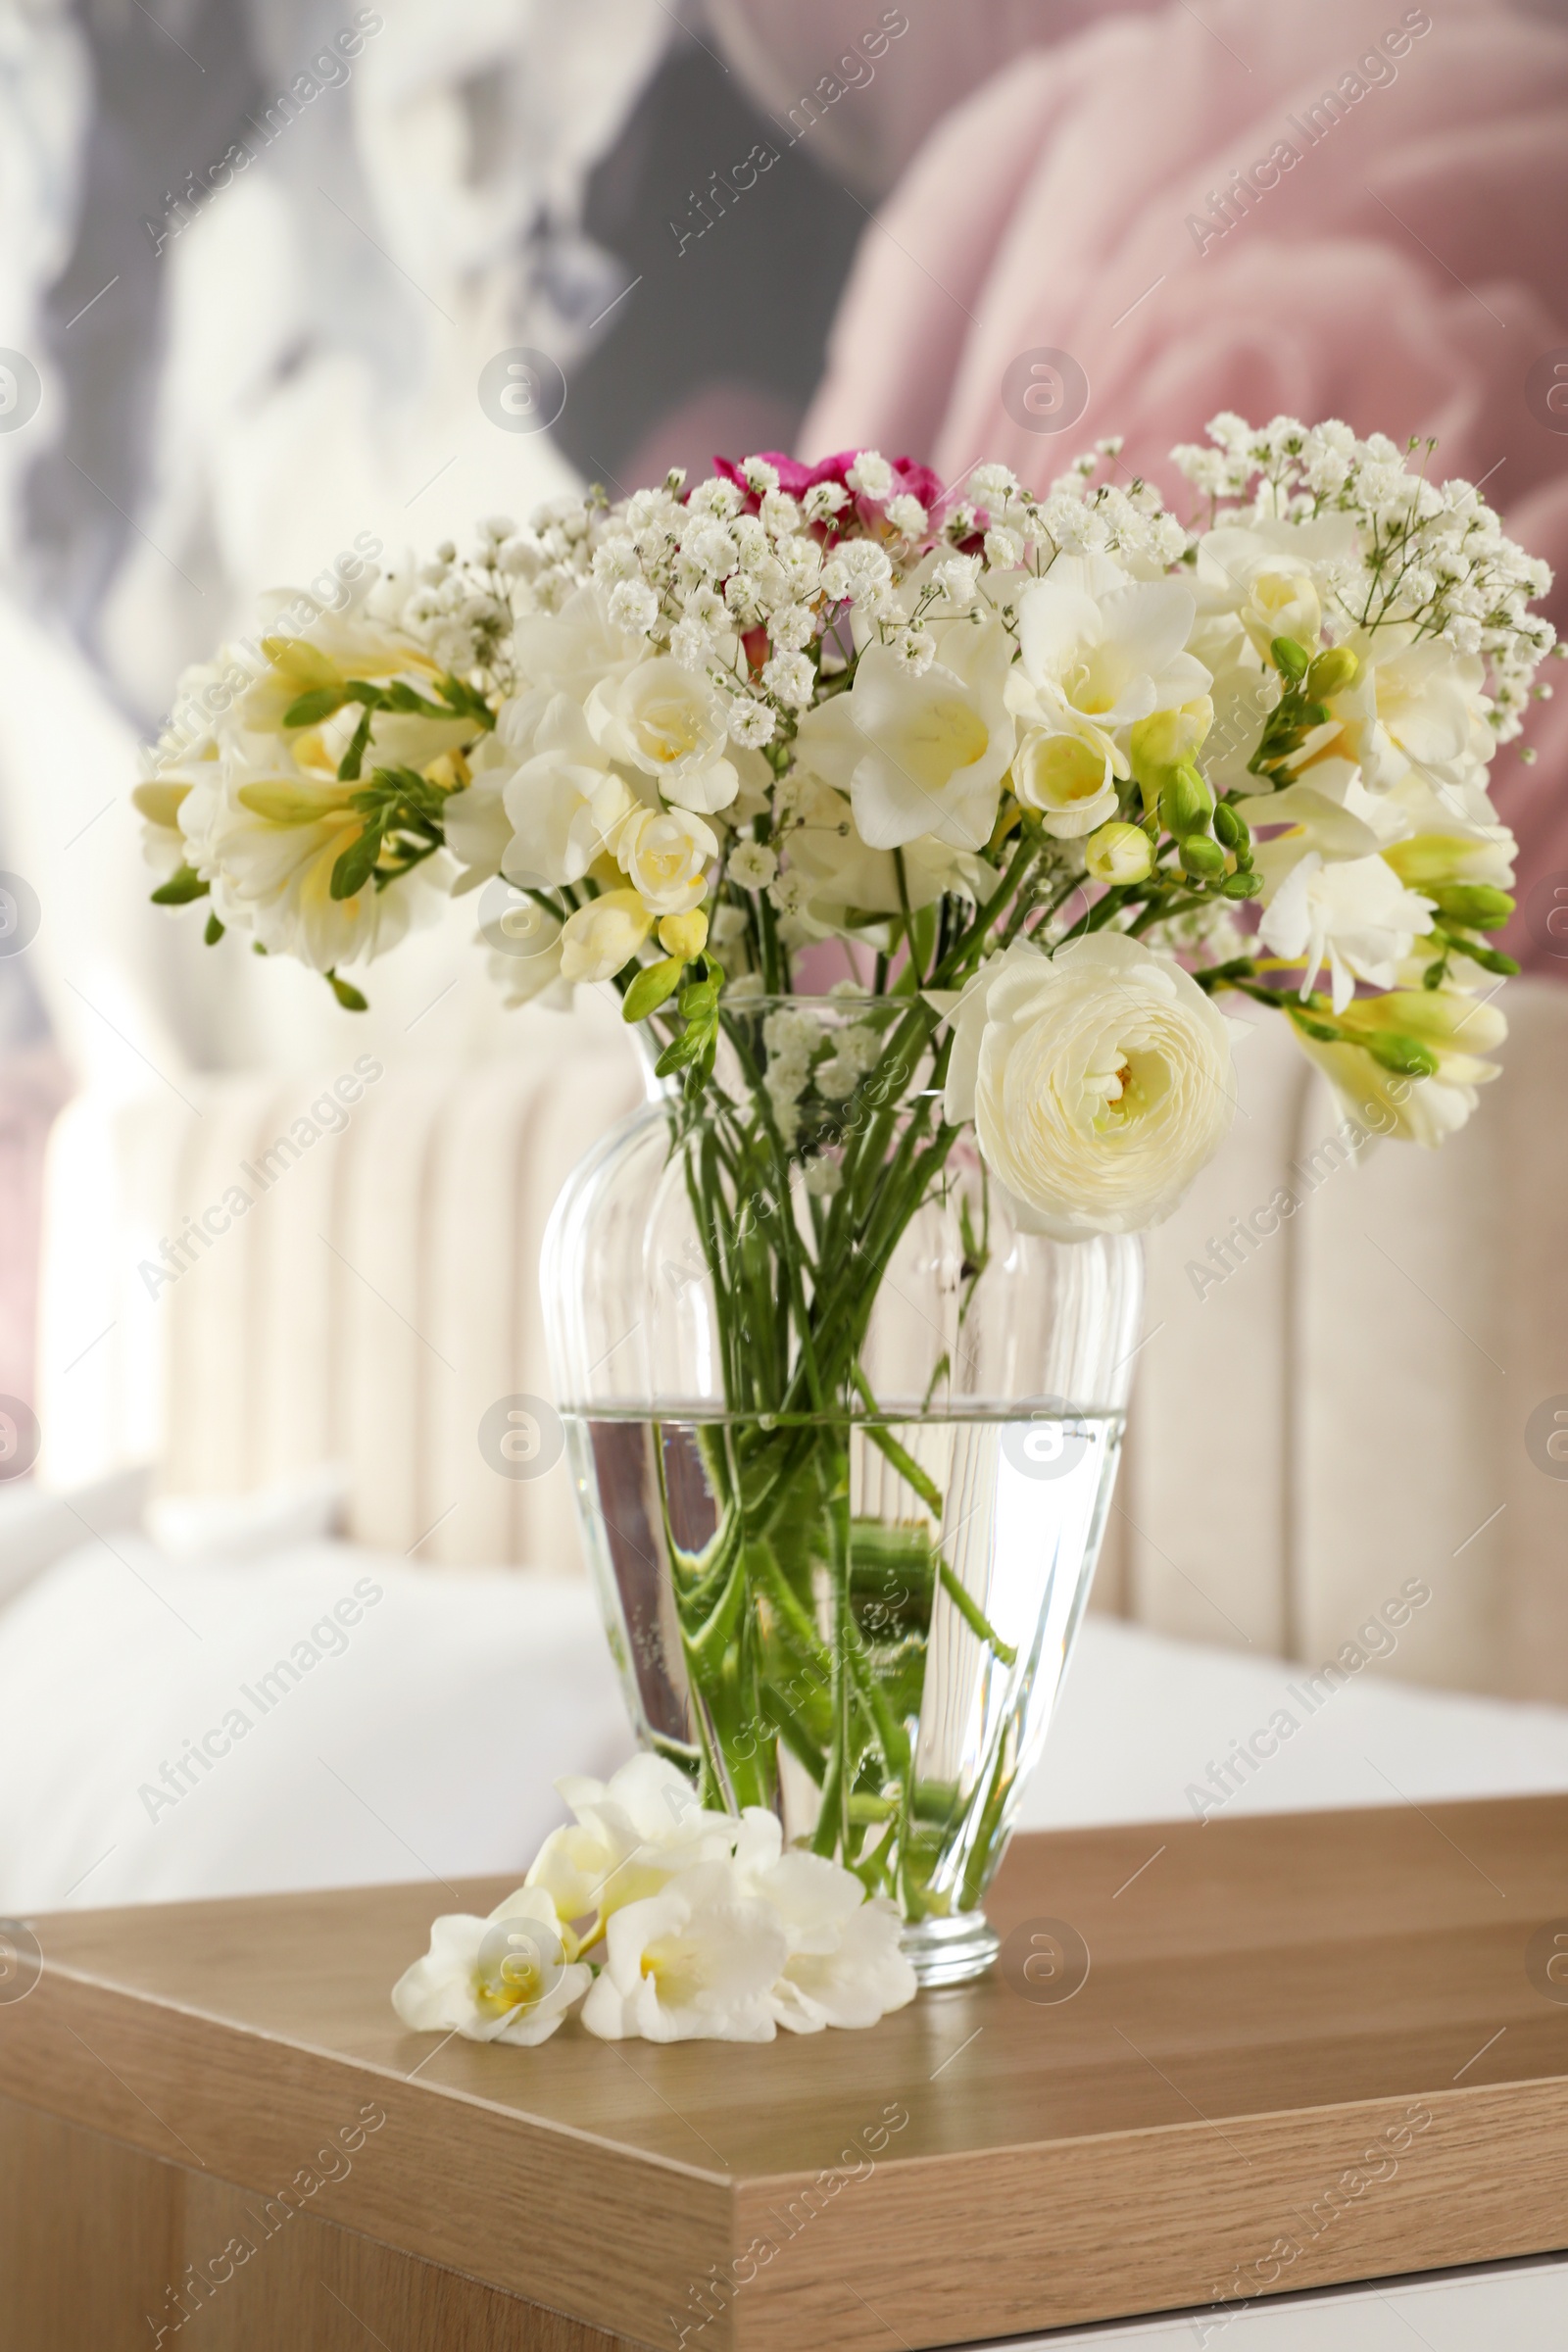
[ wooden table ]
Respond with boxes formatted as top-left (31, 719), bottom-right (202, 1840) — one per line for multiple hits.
top-left (3, 1799), bottom-right (1568, 2351)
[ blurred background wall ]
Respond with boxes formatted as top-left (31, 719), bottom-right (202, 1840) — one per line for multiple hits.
top-left (2, 0), bottom-right (1567, 1416)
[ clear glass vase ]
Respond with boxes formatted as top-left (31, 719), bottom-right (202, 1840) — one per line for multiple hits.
top-left (542, 995), bottom-right (1143, 1984)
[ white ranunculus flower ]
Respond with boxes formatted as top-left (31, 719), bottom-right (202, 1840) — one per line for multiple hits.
top-left (559, 890), bottom-right (654, 984)
top-left (941, 933), bottom-right (1239, 1239)
top-left (794, 617), bottom-right (1016, 852)
top-left (579, 1860), bottom-right (789, 2043)
top-left (391, 1885), bottom-right (591, 2045)
top-left (585, 656), bottom-right (740, 814)
top-left (1008, 572), bottom-right (1210, 746)
top-left (1255, 849), bottom-right (1435, 1012)
top-left (177, 748), bottom-right (447, 971)
top-left (616, 805), bottom-right (716, 915)
top-left (502, 693), bottom-right (640, 887)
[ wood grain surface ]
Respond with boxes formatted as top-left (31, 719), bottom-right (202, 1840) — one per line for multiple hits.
top-left (2, 1800), bottom-right (1567, 2350)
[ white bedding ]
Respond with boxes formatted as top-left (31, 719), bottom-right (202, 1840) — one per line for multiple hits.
top-left (4, 1481), bottom-right (1567, 1916)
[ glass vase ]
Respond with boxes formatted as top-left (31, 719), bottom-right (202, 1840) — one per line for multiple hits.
top-left (542, 995), bottom-right (1143, 1984)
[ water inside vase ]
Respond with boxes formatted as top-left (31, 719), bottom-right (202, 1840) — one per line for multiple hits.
top-left (564, 1407), bottom-right (1122, 1936)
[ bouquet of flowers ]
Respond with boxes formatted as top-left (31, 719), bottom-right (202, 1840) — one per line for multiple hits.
top-left (140, 418), bottom-right (1550, 1158)
top-left (137, 416), bottom-right (1554, 2001)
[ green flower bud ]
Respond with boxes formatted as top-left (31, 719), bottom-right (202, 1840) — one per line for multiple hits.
top-left (1162, 763), bottom-right (1214, 839)
top-left (1384, 832), bottom-right (1513, 892)
top-left (1305, 647), bottom-right (1359, 699)
top-left (1211, 802), bottom-right (1246, 851)
top-left (1220, 870), bottom-right (1263, 899)
top-left (622, 956), bottom-right (687, 1023)
top-left (1084, 821), bottom-right (1154, 885)
top-left (1448, 940), bottom-right (1520, 976)
top-left (1179, 836), bottom-right (1227, 880)
top-left (1431, 883), bottom-right (1515, 930)
top-left (1270, 636), bottom-right (1311, 681)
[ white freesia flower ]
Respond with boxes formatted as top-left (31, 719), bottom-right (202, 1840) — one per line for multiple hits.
top-left (1008, 570), bottom-right (1210, 747)
top-left (391, 1885), bottom-right (591, 2046)
top-left (512, 583), bottom-right (644, 703)
top-left (580, 1859), bottom-right (789, 2043)
top-left (1195, 514), bottom-right (1356, 656)
top-left (616, 805), bottom-right (716, 915)
top-left (784, 778), bottom-right (989, 932)
top-left (1012, 720), bottom-right (1123, 838)
top-left (586, 656), bottom-right (741, 814)
top-left (502, 694), bottom-right (639, 887)
top-left (941, 934), bottom-right (1238, 1238)
top-left (132, 753), bottom-right (215, 879)
top-left (731, 1812), bottom-right (916, 2033)
top-left (235, 595), bottom-right (442, 736)
top-left (794, 618), bottom-right (1016, 851)
top-left (1257, 850), bottom-right (1434, 1011)
top-left (486, 929), bottom-right (570, 1010)
top-left (177, 748), bottom-right (446, 971)
top-left (773, 1897), bottom-right (915, 2031)
top-left (558, 890), bottom-right (654, 983)
top-left (445, 689), bottom-right (551, 893)
top-left (1288, 630), bottom-right (1492, 800)
top-left (1298, 989), bottom-right (1507, 1147)
top-left (527, 1751), bottom-right (722, 1924)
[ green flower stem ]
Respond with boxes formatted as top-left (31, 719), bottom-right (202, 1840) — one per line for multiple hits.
top-left (938, 1560), bottom-right (1017, 1667)
top-left (657, 990), bottom-right (1023, 1896)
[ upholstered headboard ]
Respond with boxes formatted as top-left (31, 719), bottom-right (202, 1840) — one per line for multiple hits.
top-left (35, 986), bottom-right (1568, 1702)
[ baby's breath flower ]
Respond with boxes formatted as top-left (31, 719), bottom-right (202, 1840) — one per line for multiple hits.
top-left (669, 616), bottom-right (711, 670)
top-left (686, 477), bottom-right (743, 519)
top-left (932, 553), bottom-right (981, 608)
top-left (728, 699), bottom-right (777, 748)
top-left (760, 489), bottom-right (802, 539)
top-left (847, 450), bottom-right (895, 500)
top-left (890, 628), bottom-right (936, 674)
top-left (769, 604), bottom-right (817, 653)
top-left (729, 840), bottom-right (779, 890)
top-left (761, 650), bottom-right (815, 708)
top-left (608, 579), bottom-right (659, 636)
top-left (969, 463), bottom-right (1020, 504)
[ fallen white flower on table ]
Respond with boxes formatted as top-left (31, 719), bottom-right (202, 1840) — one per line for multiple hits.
top-left (579, 1861), bottom-right (789, 2043)
top-left (391, 1885), bottom-right (591, 2046)
top-left (393, 1753), bottom-right (918, 2045)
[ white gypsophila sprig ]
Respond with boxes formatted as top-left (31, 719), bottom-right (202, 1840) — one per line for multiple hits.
top-left (1172, 414), bottom-right (1554, 737)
